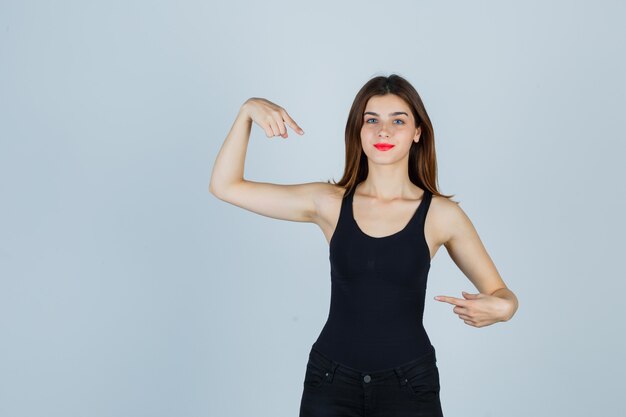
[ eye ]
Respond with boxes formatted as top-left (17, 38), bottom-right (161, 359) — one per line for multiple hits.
top-left (365, 118), bottom-right (405, 124)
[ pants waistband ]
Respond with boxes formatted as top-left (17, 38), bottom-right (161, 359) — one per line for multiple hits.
top-left (308, 344), bottom-right (437, 385)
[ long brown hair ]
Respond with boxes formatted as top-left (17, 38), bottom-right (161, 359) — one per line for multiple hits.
top-left (327, 73), bottom-right (457, 203)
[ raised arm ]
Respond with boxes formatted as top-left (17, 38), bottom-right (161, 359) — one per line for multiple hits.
top-left (209, 98), bottom-right (328, 223)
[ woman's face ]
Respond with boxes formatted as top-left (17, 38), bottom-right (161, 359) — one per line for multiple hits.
top-left (360, 94), bottom-right (421, 165)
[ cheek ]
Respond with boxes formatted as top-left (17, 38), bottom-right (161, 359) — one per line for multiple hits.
top-left (360, 127), bottom-right (370, 142)
top-left (360, 138), bottom-right (369, 152)
top-left (361, 126), bottom-right (375, 138)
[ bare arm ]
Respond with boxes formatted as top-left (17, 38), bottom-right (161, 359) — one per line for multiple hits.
top-left (443, 202), bottom-right (508, 296)
top-left (434, 198), bottom-right (519, 325)
top-left (208, 101), bottom-right (256, 196)
top-left (209, 98), bottom-right (328, 223)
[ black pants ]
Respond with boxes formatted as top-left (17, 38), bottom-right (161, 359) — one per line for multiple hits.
top-left (299, 345), bottom-right (444, 417)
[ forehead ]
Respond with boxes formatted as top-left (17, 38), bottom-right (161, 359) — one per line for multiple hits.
top-left (364, 94), bottom-right (411, 115)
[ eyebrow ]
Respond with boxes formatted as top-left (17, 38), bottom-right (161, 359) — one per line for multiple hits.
top-left (363, 111), bottom-right (409, 117)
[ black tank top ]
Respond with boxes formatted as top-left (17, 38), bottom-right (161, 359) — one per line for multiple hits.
top-left (311, 184), bottom-right (434, 371)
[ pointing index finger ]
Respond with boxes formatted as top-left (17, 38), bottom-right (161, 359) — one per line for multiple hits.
top-left (281, 109), bottom-right (304, 134)
top-left (434, 296), bottom-right (467, 306)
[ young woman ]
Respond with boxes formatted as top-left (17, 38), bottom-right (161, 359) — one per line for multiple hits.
top-left (209, 74), bottom-right (518, 417)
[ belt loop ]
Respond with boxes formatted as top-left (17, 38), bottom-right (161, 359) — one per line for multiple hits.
top-left (394, 366), bottom-right (408, 386)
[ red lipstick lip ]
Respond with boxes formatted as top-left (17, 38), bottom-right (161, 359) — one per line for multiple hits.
top-left (374, 144), bottom-right (395, 151)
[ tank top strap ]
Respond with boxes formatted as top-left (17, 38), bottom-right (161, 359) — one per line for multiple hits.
top-left (332, 186), bottom-right (354, 238)
top-left (339, 186), bottom-right (354, 217)
top-left (414, 188), bottom-right (433, 225)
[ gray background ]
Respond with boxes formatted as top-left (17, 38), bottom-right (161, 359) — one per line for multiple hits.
top-left (1, 1), bottom-right (625, 416)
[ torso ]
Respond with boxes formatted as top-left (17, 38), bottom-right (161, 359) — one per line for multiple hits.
top-left (310, 182), bottom-right (441, 371)
top-left (313, 184), bottom-right (445, 262)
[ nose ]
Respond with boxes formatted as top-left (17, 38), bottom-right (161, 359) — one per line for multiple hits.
top-left (378, 126), bottom-right (390, 138)
top-left (377, 121), bottom-right (393, 137)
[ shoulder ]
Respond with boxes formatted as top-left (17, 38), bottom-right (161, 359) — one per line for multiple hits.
top-left (428, 193), bottom-right (472, 243)
top-left (313, 182), bottom-right (347, 207)
top-left (309, 182), bottom-right (347, 225)
top-left (429, 193), bottom-right (459, 213)
top-left (307, 182), bottom-right (344, 203)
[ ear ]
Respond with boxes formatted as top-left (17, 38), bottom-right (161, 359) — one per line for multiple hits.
top-left (414, 125), bottom-right (421, 142)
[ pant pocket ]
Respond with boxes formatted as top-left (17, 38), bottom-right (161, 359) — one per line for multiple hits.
top-left (403, 363), bottom-right (440, 398)
top-left (303, 357), bottom-right (330, 389)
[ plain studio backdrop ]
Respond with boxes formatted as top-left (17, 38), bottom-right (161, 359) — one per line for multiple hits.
top-left (1, 1), bottom-right (625, 416)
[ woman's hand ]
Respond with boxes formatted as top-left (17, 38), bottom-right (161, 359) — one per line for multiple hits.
top-left (434, 291), bottom-right (514, 327)
top-left (241, 97), bottom-right (305, 139)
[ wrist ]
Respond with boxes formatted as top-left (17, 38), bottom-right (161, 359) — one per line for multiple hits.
top-left (239, 100), bottom-right (252, 122)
